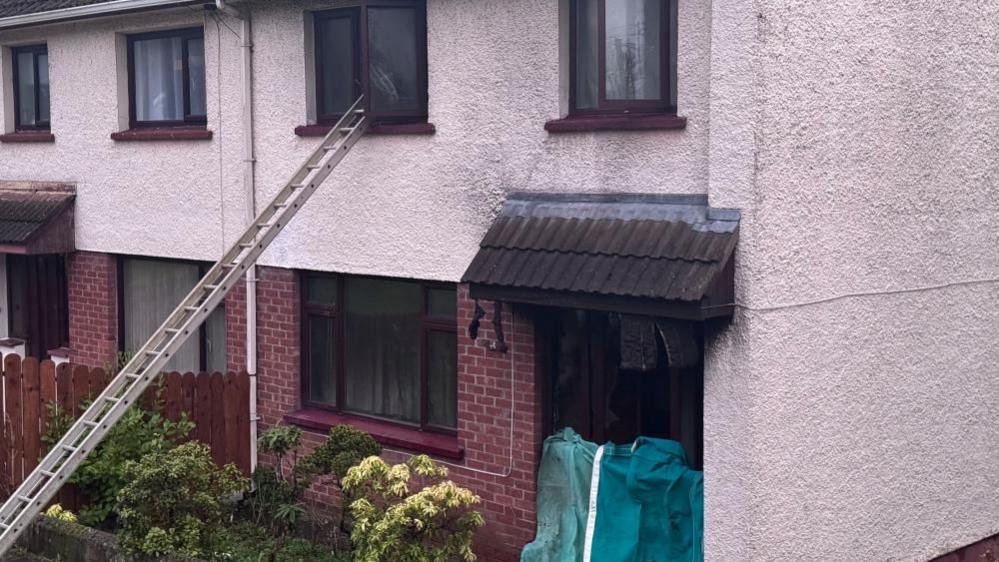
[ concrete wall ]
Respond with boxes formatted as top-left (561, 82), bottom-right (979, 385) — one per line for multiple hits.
top-left (704, 1), bottom-right (999, 560)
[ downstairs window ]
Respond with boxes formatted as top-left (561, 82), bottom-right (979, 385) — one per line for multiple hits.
top-left (302, 273), bottom-right (457, 433)
top-left (119, 257), bottom-right (226, 372)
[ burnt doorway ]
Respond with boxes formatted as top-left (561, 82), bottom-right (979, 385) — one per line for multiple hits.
top-left (7, 254), bottom-right (69, 359)
top-left (541, 308), bottom-right (703, 469)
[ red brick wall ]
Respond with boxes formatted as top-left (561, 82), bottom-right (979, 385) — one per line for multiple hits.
top-left (254, 266), bottom-right (301, 427)
top-left (225, 274), bottom-right (248, 372)
top-left (250, 275), bottom-right (542, 561)
top-left (451, 285), bottom-right (542, 562)
top-left (63, 255), bottom-right (545, 559)
top-left (67, 252), bottom-right (118, 368)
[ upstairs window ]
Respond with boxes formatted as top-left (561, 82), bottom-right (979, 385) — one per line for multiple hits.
top-left (313, 1), bottom-right (428, 124)
top-left (570, 0), bottom-right (677, 115)
top-left (11, 45), bottom-right (50, 130)
top-left (127, 28), bottom-right (206, 128)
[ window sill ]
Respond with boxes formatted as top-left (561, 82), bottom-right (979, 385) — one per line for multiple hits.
top-left (294, 122), bottom-right (436, 137)
top-left (545, 113), bottom-right (687, 133)
top-left (0, 131), bottom-right (55, 143)
top-left (285, 408), bottom-right (463, 460)
top-left (111, 127), bottom-right (213, 142)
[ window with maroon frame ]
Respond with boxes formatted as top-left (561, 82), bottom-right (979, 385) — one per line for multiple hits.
top-left (126, 27), bottom-right (207, 128)
top-left (313, 0), bottom-right (428, 124)
top-left (571, 0), bottom-right (678, 115)
top-left (302, 273), bottom-right (457, 433)
top-left (11, 45), bottom-right (50, 131)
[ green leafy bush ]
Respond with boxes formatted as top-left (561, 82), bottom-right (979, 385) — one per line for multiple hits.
top-left (302, 424), bottom-right (382, 484)
top-left (218, 522), bottom-right (348, 562)
top-left (116, 441), bottom-right (247, 560)
top-left (342, 455), bottom-right (484, 562)
top-left (72, 405), bottom-right (194, 527)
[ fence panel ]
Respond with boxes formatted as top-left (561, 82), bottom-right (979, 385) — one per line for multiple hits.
top-left (0, 357), bottom-right (251, 506)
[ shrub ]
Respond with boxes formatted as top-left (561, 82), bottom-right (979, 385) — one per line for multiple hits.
top-left (116, 441), bottom-right (247, 560)
top-left (302, 425), bottom-right (382, 485)
top-left (72, 405), bottom-right (194, 527)
top-left (43, 504), bottom-right (77, 523)
top-left (342, 455), bottom-right (484, 562)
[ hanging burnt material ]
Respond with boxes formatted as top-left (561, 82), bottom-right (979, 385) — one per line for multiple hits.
top-left (655, 319), bottom-right (700, 368)
top-left (619, 314), bottom-right (658, 372)
top-left (491, 301), bottom-right (509, 352)
top-left (468, 300), bottom-right (486, 340)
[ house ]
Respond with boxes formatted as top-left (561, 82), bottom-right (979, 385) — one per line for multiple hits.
top-left (1, 0), bottom-right (998, 560)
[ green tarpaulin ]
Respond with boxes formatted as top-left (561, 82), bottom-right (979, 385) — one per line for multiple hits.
top-left (522, 429), bottom-right (703, 562)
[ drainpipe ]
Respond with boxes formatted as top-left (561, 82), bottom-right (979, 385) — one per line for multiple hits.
top-left (216, 0), bottom-right (258, 475)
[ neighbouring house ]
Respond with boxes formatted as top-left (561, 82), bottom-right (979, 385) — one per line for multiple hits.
top-left (0, 1), bottom-right (998, 561)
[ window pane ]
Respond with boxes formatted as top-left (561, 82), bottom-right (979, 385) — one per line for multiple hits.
top-left (316, 15), bottom-right (356, 117)
top-left (344, 278), bottom-right (421, 423)
top-left (37, 54), bottom-right (50, 124)
top-left (205, 306), bottom-right (227, 372)
top-left (187, 38), bottom-right (206, 117)
top-left (427, 331), bottom-right (457, 429)
top-left (307, 276), bottom-right (338, 306)
top-left (16, 52), bottom-right (36, 127)
top-left (368, 7), bottom-right (421, 114)
top-left (308, 315), bottom-right (337, 406)
top-left (574, 0), bottom-right (599, 109)
top-left (427, 288), bottom-right (456, 319)
top-left (605, 0), bottom-right (662, 100)
top-left (123, 259), bottom-right (200, 372)
top-left (132, 36), bottom-right (185, 121)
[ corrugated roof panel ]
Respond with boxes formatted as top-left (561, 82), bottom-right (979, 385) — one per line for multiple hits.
top-left (461, 193), bottom-right (739, 307)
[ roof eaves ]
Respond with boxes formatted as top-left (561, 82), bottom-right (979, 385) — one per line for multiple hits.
top-left (0, 0), bottom-right (204, 31)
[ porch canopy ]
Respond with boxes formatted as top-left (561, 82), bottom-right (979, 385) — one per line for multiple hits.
top-left (0, 183), bottom-right (75, 255)
top-left (461, 193), bottom-right (739, 321)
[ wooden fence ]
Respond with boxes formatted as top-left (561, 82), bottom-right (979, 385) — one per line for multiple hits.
top-left (0, 355), bottom-right (250, 508)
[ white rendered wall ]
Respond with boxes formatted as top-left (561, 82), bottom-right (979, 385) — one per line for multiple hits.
top-left (704, 1), bottom-right (999, 560)
top-left (0, 0), bottom-right (713, 281)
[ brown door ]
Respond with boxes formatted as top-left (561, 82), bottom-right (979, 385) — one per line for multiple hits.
top-left (8, 254), bottom-right (69, 359)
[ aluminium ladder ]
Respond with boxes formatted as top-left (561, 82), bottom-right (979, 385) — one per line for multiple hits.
top-left (0, 96), bottom-right (369, 556)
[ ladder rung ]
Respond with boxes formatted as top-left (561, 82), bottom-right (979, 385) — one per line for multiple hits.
top-left (239, 243), bottom-right (253, 249)
top-left (124, 373), bottom-right (141, 380)
top-left (292, 183), bottom-right (306, 189)
top-left (61, 444), bottom-right (77, 453)
top-left (185, 306), bottom-right (200, 312)
top-left (165, 328), bottom-right (181, 334)
top-left (306, 164), bottom-right (320, 171)
top-left (82, 421), bottom-right (98, 428)
top-left (274, 204), bottom-right (288, 209)
top-left (144, 350), bottom-right (161, 356)
top-left (339, 127), bottom-right (354, 133)
top-left (257, 222), bottom-right (276, 229)
top-left (16, 496), bottom-right (32, 505)
top-left (204, 284), bottom-right (220, 290)
top-left (354, 109), bottom-right (365, 114)
top-left (40, 471), bottom-right (55, 478)
top-left (103, 397), bottom-right (120, 405)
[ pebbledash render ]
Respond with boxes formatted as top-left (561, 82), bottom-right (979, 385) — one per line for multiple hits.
top-left (1, 1), bottom-right (999, 561)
